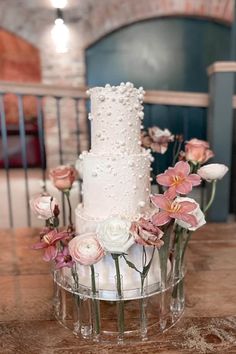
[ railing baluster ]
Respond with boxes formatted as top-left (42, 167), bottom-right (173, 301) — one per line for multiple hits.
top-left (74, 98), bottom-right (83, 203)
top-left (36, 96), bottom-right (46, 190)
top-left (0, 94), bottom-right (13, 227)
top-left (55, 97), bottom-right (63, 165)
top-left (18, 94), bottom-right (31, 227)
top-left (74, 98), bottom-right (81, 156)
top-left (183, 107), bottom-right (189, 140)
top-left (55, 97), bottom-right (66, 226)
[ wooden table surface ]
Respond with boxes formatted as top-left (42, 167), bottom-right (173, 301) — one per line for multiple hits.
top-left (0, 224), bottom-right (236, 354)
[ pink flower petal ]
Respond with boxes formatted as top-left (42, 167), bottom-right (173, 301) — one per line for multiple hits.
top-left (176, 180), bottom-right (192, 195)
top-left (31, 242), bottom-right (47, 250)
top-left (43, 245), bottom-right (57, 261)
top-left (152, 211), bottom-right (171, 226)
top-left (174, 161), bottom-right (190, 176)
top-left (171, 213), bottom-right (197, 227)
top-left (156, 173), bottom-right (172, 186)
top-left (164, 186), bottom-right (177, 199)
top-left (179, 201), bottom-right (197, 213)
top-left (187, 174), bottom-right (201, 186)
top-left (151, 194), bottom-right (171, 210)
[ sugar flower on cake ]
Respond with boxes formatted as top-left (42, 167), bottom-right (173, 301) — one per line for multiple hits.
top-left (32, 229), bottom-right (71, 261)
top-left (55, 247), bottom-right (75, 269)
top-left (50, 165), bottom-right (78, 192)
top-left (151, 194), bottom-right (198, 227)
top-left (184, 138), bottom-right (214, 165)
top-left (197, 163), bottom-right (228, 182)
top-left (175, 197), bottom-right (206, 231)
top-left (157, 161), bottom-right (201, 199)
top-left (30, 194), bottom-right (58, 220)
top-left (141, 126), bottom-right (174, 154)
top-left (97, 217), bottom-right (134, 254)
top-left (68, 233), bottom-right (105, 266)
top-left (130, 217), bottom-right (164, 248)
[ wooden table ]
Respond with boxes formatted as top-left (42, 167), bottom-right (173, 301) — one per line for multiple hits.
top-left (1, 224), bottom-right (236, 354)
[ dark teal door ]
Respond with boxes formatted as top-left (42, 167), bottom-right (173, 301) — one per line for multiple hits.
top-left (86, 17), bottom-right (230, 172)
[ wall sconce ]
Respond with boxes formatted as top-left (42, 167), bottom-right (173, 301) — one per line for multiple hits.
top-left (51, 0), bottom-right (69, 53)
top-left (51, 0), bottom-right (67, 9)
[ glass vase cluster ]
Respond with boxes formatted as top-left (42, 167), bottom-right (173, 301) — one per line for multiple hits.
top-left (53, 226), bottom-right (187, 344)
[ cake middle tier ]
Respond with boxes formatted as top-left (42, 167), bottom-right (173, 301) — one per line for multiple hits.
top-left (81, 151), bottom-right (151, 219)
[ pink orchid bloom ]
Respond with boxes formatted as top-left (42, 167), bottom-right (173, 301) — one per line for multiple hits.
top-left (151, 194), bottom-right (198, 227)
top-left (32, 230), bottom-right (71, 262)
top-left (156, 161), bottom-right (201, 199)
top-left (55, 247), bottom-right (75, 269)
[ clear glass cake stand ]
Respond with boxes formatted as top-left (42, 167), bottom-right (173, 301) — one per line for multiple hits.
top-left (53, 261), bottom-right (185, 344)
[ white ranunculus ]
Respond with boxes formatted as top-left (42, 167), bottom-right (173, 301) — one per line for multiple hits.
top-left (175, 197), bottom-right (206, 231)
top-left (197, 163), bottom-right (228, 182)
top-left (30, 194), bottom-right (58, 219)
top-left (96, 217), bottom-right (134, 254)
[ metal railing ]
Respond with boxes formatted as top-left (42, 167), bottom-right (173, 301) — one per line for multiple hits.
top-left (0, 82), bottom-right (88, 228)
top-left (0, 65), bottom-right (234, 227)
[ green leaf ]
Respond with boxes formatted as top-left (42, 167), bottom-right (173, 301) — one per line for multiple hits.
top-left (122, 255), bottom-right (141, 274)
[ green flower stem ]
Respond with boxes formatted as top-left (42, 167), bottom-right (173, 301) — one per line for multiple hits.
top-left (159, 222), bottom-right (174, 287)
top-left (204, 180), bottom-right (217, 213)
top-left (172, 227), bottom-right (187, 299)
top-left (90, 264), bottom-right (100, 335)
top-left (112, 254), bottom-right (125, 335)
top-left (181, 230), bottom-right (192, 265)
top-left (65, 191), bottom-right (73, 228)
top-left (71, 265), bottom-right (80, 308)
top-left (71, 265), bottom-right (79, 290)
top-left (172, 140), bottom-right (182, 165)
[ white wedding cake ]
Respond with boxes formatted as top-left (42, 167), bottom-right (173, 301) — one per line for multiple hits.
top-left (75, 82), bottom-right (162, 296)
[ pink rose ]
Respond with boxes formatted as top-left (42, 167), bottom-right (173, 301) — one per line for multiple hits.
top-left (197, 163), bottom-right (228, 181)
top-left (30, 194), bottom-right (58, 219)
top-left (185, 138), bottom-right (214, 165)
top-left (50, 165), bottom-right (77, 191)
top-left (68, 233), bottom-right (105, 266)
top-left (130, 217), bottom-right (164, 248)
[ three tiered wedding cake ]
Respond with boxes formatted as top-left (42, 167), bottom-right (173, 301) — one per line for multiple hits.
top-left (75, 82), bottom-right (162, 293)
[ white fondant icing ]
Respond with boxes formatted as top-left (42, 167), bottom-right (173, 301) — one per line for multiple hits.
top-left (89, 84), bottom-right (144, 155)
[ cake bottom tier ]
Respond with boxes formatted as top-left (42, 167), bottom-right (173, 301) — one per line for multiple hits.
top-left (71, 205), bottom-right (170, 298)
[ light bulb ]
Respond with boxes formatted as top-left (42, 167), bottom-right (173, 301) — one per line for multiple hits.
top-left (51, 19), bottom-right (70, 53)
top-left (51, 0), bottom-right (67, 9)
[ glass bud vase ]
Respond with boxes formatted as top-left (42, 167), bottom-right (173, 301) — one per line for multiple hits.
top-left (170, 226), bottom-right (187, 317)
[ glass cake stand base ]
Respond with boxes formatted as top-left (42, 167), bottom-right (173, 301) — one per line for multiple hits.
top-left (53, 270), bottom-right (185, 343)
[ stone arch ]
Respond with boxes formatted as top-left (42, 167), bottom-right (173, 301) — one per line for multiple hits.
top-left (82, 0), bottom-right (232, 48)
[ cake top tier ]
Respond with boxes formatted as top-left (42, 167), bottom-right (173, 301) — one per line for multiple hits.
top-left (87, 82), bottom-right (145, 155)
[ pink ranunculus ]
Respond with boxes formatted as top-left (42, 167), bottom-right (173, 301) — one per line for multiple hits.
top-left (148, 127), bottom-right (174, 154)
top-left (68, 233), bottom-right (105, 266)
top-left (151, 194), bottom-right (198, 227)
top-left (185, 138), bottom-right (214, 165)
top-left (30, 194), bottom-right (58, 220)
top-left (32, 230), bottom-right (71, 262)
top-left (157, 161), bottom-right (201, 199)
top-left (55, 247), bottom-right (75, 269)
top-left (50, 165), bottom-right (78, 191)
top-left (130, 218), bottom-right (164, 248)
top-left (197, 163), bottom-right (228, 182)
